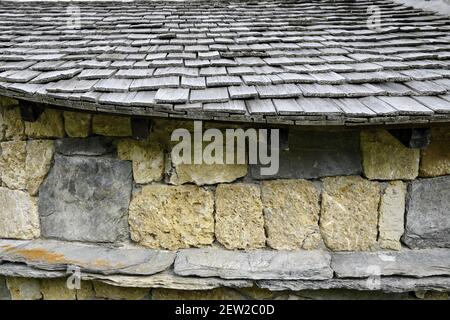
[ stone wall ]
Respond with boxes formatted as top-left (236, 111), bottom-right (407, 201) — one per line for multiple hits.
top-left (3, 276), bottom-right (447, 300)
top-left (0, 96), bottom-right (449, 300)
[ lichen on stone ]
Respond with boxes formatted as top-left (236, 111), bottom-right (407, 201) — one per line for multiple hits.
top-left (129, 184), bottom-right (215, 250)
top-left (63, 111), bottom-right (92, 138)
top-left (215, 183), bottom-right (266, 250)
top-left (320, 176), bottom-right (380, 251)
top-left (117, 138), bottom-right (164, 184)
top-left (261, 179), bottom-right (321, 250)
top-left (0, 187), bottom-right (40, 239)
top-left (420, 127), bottom-right (450, 177)
top-left (24, 109), bottom-right (65, 139)
top-left (361, 129), bottom-right (420, 180)
top-left (92, 114), bottom-right (131, 137)
top-left (378, 181), bottom-right (406, 250)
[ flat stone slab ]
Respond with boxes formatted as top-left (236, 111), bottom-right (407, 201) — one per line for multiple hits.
top-left (2, 259), bottom-right (450, 293)
top-left (0, 239), bottom-right (175, 276)
top-left (39, 154), bottom-right (132, 242)
top-left (55, 137), bottom-right (115, 156)
top-left (0, 262), bottom-right (251, 291)
top-left (258, 276), bottom-right (450, 293)
top-left (83, 270), bottom-right (252, 290)
top-left (0, 262), bottom-right (66, 278)
top-left (331, 249), bottom-right (450, 278)
top-left (174, 247), bottom-right (333, 280)
top-left (250, 129), bottom-right (361, 179)
top-left (403, 176), bottom-right (450, 248)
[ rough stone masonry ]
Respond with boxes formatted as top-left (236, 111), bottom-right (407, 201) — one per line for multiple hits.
top-left (0, 98), bottom-right (449, 300)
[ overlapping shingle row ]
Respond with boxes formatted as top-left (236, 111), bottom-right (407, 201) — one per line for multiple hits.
top-left (0, 0), bottom-right (449, 125)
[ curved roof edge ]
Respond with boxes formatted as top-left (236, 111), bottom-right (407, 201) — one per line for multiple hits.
top-left (1, 88), bottom-right (450, 127)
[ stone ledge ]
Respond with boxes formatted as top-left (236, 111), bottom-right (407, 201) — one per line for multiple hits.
top-left (0, 240), bottom-right (449, 293)
top-left (332, 249), bottom-right (450, 278)
top-left (2, 261), bottom-right (450, 294)
top-left (258, 277), bottom-right (450, 293)
top-left (83, 271), bottom-right (252, 291)
top-left (0, 239), bottom-right (175, 276)
top-left (0, 262), bottom-right (66, 279)
top-left (174, 247), bottom-right (333, 280)
top-left (0, 263), bottom-right (251, 291)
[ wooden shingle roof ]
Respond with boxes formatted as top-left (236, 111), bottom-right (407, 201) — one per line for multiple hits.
top-left (0, 0), bottom-right (450, 125)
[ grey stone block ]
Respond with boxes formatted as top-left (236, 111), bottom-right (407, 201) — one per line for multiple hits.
top-left (331, 249), bottom-right (450, 278)
top-left (0, 276), bottom-right (10, 300)
top-left (174, 247), bottom-right (333, 280)
top-left (55, 136), bottom-right (115, 156)
top-left (250, 129), bottom-right (362, 179)
top-left (0, 239), bottom-right (175, 276)
top-left (39, 154), bottom-right (132, 243)
top-left (403, 176), bottom-right (450, 248)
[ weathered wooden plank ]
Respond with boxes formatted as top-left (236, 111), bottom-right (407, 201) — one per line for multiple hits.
top-left (246, 99), bottom-right (277, 115)
top-left (333, 98), bottom-right (377, 117)
top-left (413, 96), bottom-right (450, 113)
top-left (272, 98), bottom-right (304, 115)
top-left (379, 96), bottom-right (434, 115)
top-left (295, 97), bottom-right (342, 115)
top-left (359, 96), bottom-right (399, 115)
